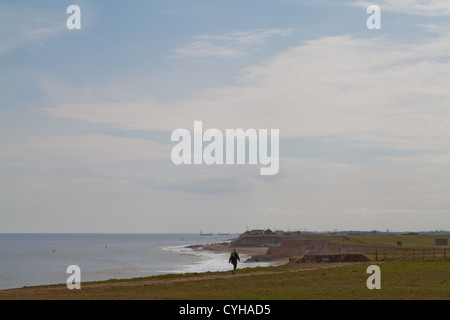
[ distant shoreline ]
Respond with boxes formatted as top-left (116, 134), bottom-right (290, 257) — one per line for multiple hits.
top-left (0, 239), bottom-right (286, 292)
top-left (187, 241), bottom-right (289, 265)
top-left (0, 233), bottom-right (237, 291)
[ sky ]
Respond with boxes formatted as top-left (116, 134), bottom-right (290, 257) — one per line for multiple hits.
top-left (1, 0), bottom-right (449, 233)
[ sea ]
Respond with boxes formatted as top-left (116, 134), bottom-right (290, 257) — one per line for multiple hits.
top-left (0, 233), bottom-right (272, 290)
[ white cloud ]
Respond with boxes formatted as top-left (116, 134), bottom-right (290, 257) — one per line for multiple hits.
top-left (172, 40), bottom-right (245, 58)
top-left (353, 0), bottom-right (450, 16)
top-left (0, 4), bottom-right (64, 54)
top-left (193, 29), bottom-right (293, 45)
top-left (3, 3), bottom-right (449, 233)
top-left (3, 148), bottom-right (448, 232)
top-left (172, 28), bottom-right (292, 58)
top-left (204, 156), bottom-right (450, 231)
top-left (44, 33), bottom-right (450, 151)
top-left (0, 134), bottom-right (171, 167)
top-left (0, 133), bottom-right (266, 194)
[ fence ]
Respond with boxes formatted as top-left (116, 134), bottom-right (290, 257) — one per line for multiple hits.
top-left (369, 248), bottom-right (447, 261)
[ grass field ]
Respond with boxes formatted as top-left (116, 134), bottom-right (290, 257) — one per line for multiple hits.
top-left (1, 260), bottom-right (448, 300)
top-left (315, 234), bottom-right (450, 249)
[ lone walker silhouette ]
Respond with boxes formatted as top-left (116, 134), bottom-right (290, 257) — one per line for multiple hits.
top-left (229, 248), bottom-right (240, 274)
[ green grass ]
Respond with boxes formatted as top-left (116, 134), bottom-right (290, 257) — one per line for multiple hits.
top-left (2, 260), bottom-right (448, 300)
top-left (314, 234), bottom-right (450, 249)
top-left (172, 260), bottom-right (449, 300)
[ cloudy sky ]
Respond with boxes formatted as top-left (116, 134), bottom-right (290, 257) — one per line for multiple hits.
top-left (1, 0), bottom-right (449, 233)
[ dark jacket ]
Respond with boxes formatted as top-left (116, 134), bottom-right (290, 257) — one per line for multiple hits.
top-left (229, 251), bottom-right (240, 265)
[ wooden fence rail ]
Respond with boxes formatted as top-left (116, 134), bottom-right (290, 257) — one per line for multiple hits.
top-left (370, 248), bottom-right (447, 261)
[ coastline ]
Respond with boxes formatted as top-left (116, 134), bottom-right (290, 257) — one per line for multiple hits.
top-left (188, 242), bottom-right (289, 265)
top-left (1, 234), bottom-right (449, 299)
top-left (0, 239), bottom-right (288, 292)
top-left (1, 235), bottom-right (447, 299)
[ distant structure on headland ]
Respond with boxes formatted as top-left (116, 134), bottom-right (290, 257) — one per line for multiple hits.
top-left (242, 228), bottom-right (450, 237)
top-left (243, 228), bottom-right (301, 236)
top-left (200, 231), bottom-right (233, 236)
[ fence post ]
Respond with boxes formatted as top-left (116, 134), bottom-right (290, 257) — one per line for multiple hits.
top-left (422, 249), bottom-right (424, 261)
top-left (375, 249), bottom-right (378, 261)
top-left (433, 248), bottom-right (435, 259)
top-left (412, 249), bottom-right (415, 260)
top-left (445, 248), bottom-right (446, 260)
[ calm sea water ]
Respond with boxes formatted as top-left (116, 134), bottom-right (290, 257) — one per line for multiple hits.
top-left (0, 233), bottom-right (271, 290)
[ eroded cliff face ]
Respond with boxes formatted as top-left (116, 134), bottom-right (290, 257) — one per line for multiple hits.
top-left (233, 234), bottom-right (398, 262)
top-left (231, 235), bottom-right (287, 247)
top-left (266, 239), bottom-right (390, 258)
top-left (241, 238), bottom-right (392, 262)
top-left (266, 240), bottom-right (329, 257)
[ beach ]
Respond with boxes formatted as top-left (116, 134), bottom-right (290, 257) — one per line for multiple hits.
top-left (189, 242), bottom-right (289, 265)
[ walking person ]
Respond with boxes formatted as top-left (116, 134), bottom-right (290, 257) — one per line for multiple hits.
top-left (229, 248), bottom-right (240, 274)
